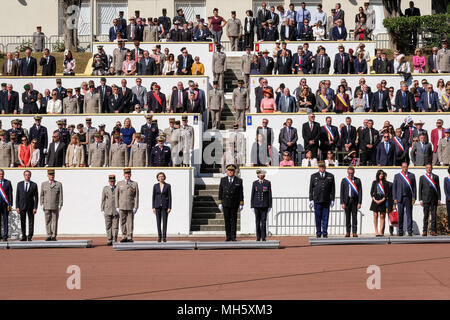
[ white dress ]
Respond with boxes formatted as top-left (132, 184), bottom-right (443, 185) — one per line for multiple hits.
top-left (46, 99), bottom-right (62, 113)
top-left (30, 149), bottom-right (40, 167)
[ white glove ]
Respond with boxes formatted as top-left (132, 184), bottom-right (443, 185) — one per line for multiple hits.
top-left (440, 162), bottom-right (444, 166)
top-left (116, 208), bottom-right (120, 214)
top-left (133, 208), bottom-right (137, 214)
top-left (189, 149), bottom-right (193, 153)
top-left (309, 201), bottom-right (314, 209)
top-left (267, 208), bottom-right (271, 214)
top-left (330, 201), bottom-right (334, 208)
top-left (43, 149), bottom-right (47, 154)
top-left (239, 205), bottom-right (243, 211)
top-left (10, 164), bottom-right (14, 168)
top-left (218, 204), bottom-right (223, 211)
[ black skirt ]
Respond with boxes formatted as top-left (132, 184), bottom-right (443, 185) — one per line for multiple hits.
top-left (370, 199), bottom-right (388, 213)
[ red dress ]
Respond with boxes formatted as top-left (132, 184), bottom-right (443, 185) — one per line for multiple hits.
top-left (19, 144), bottom-right (31, 167)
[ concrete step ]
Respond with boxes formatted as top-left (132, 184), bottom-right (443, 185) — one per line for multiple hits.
top-left (190, 224), bottom-right (241, 232)
top-left (194, 184), bottom-right (220, 191)
top-left (194, 195), bottom-right (219, 201)
top-left (195, 189), bottom-right (219, 196)
top-left (192, 212), bottom-right (223, 219)
top-left (191, 218), bottom-right (241, 226)
top-left (192, 207), bottom-right (221, 213)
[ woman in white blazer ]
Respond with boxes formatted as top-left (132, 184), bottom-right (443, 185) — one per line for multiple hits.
top-left (46, 90), bottom-right (62, 114)
top-left (301, 150), bottom-right (318, 167)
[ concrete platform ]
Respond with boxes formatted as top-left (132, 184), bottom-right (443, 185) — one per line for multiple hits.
top-left (390, 236), bottom-right (450, 244)
top-left (113, 241), bottom-right (196, 251)
top-left (7, 240), bottom-right (93, 249)
top-left (195, 240), bottom-right (280, 250)
top-left (310, 237), bottom-right (389, 246)
top-left (0, 243), bottom-right (7, 249)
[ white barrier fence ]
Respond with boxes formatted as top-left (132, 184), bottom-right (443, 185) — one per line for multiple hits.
top-left (96, 42), bottom-right (216, 79)
top-left (239, 167), bottom-right (449, 236)
top-left (243, 113), bottom-right (446, 166)
top-left (249, 74), bottom-right (446, 113)
top-left (3, 168), bottom-right (193, 237)
top-left (255, 41), bottom-right (377, 74)
top-left (0, 75), bottom-right (209, 110)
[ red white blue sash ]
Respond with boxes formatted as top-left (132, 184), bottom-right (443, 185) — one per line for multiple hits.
top-left (423, 173), bottom-right (437, 192)
top-left (0, 183), bottom-right (10, 206)
top-left (393, 136), bottom-right (404, 152)
top-left (377, 182), bottom-right (385, 196)
top-left (345, 177), bottom-right (359, 195)
top-left (324, 125), bottom-right (335, 141)
top-left (400, 172), bottom-right (413, 192)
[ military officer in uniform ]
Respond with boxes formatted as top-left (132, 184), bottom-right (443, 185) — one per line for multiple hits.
top-left (115, 168), bottom-right (139, 242)
top-left (222, 123), bottom-right (246, 174)
top-left (250, 169), bottom-right (272, 241)
top-left (40, 169), bottom-right (63, 241)
top-left (170, 120), bottom-right (183, 166)
top-left (232, 80), bottom-right (250, 129)
top-left (56, 120), bottom-right (70, 151)
top-left (208, 81), bottom-right (224, 130)
top-left (62, 88), bottom-right (80, 114)
top-left (101, 175), bottom-right (119, 245)
top-left (129, 133), bottom-right (148, 167)
top-left (0, 130), bottom-right (15, 167)
top-left (180, 116), bottom-right (194, 166)
top-left (226, 11), bottom-right (242, 51)
top-left (218, 164), bottom-right (244, 241)
top-left (141, 114), bottom-right (158, 157)
top-left (309, 161), bottom-right (335, 238)
top-left (241, 46), bottom-right (253, 88)
top-left (83, 84), bottom-right (102, 114)
top-left (419, 163), bottom-right (441, 236)
top-left (340, 166), bottom-right (362, 237)
top-left (212, 43), bottom-right (227, 90)
top-left (392, 162), bottom-right (417, 236)
top-left (88, 132), bottom-right (108, 167)
top-left (110, 134), bottom-right (129, 167)
top-left (163, 118), bottom-right (176, 147)
top-left (150, 136), bottom-right (172, 166)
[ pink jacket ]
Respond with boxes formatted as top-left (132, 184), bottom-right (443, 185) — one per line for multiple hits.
top-left (412, 55), bottom-right (426, 71)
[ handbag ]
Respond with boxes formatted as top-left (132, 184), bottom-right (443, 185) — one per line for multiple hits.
top-left (389, 210), bottom-right (398, 225)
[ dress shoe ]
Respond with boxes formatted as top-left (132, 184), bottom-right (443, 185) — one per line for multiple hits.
top-left (408, 233), bottom-right (413, 236)
top-left (157, 238), bottom-right (161, 243)
top-left (345, 233), bottom-right (350, 237)
top-left (256, 239), bottom-right (261, 241)
top-left (422, 232), bottom-right (427, 237)
top-left (128, 239), bottom-right (134, 243)
top-left (163, 238), bottom-right (167, 242)
top-left (232, 239), bottom-right (237, 242)
top-left (352, 233), bottom-right (358, 238)
top-left (27, 237), bottom-right (32, 241)
top-left (323, 235), bottom-right (328, 238)
top-left (316, 234), bottom-right (321, 238)
top-left (51, 237), bottom-right (57, 241)
top-left (20, 237), bottom-right (27, 241)
top-left (120, 238), bottom-right (128, 243)
top-left (225, 239), bottom-right (231, 242)
top-left (262, 239), bottom-right (266, 242)
top-left (106, 241), bottom-right (112, 246)
top-left (45, 237), bottom-right (52, 241)
top-left (431, 232), bottom-right (437, 236)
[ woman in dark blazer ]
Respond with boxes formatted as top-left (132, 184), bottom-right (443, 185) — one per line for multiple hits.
top-left (370, 170), bottom-right (392, 237)
top-left (152, 172), bottom-right (172, 242)
top-left (244, 10), bottom-right (256, 50)
top-left (353, 52), bottom-right (367, 74)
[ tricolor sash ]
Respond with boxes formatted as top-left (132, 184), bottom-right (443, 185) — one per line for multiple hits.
top-left (400, 172), bottom-right (413, 192)
top-left (324, 125), bottom-right (335, 141)
top-left (423, 173), bottom-right (437, 192)
top-left (0, 183), bottom-right (10, 206)
top-left (345, 177), bottom-right (359, 195)
top-left (319, 94), bottom-right (329, 106)
top-left (377, 182), bottom-right (385, 196)
top-left (393, 136), bottom-right (404, 152)
top-left (337, 93), bottom-right (348, 108)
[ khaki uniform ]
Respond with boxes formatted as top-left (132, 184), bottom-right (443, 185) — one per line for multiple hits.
top-left (129, 142), bottom-right (148, 167)
top-left (438, 137), bottom-right (450, 165)
top-left (112, 47), bottom-right (128, 75)
top-left (212, 52), bottom-right (227, 90)
top-left (437, 48), bottom-right (450, 73)
top-left (222, 130), bottom-right (246, 174)
top-left (40, 181), bottom-right (63, 238)
top-left (143, 25), bottom-right (159, 42)
top-left (241, 53), bottom-right (252, 87)
top-left (101, 185), bottom-right (119, 242)
top-left (0, 141), bottom-right (15, 167)
top-left (232, 87), bottom-right (250, 129)
top-left (226, 18), bottom-right (242, 51)
top-left (170, 128), bottom-right (183, 166)
top-left (62, 97), bottom-right (80, 114)
top-left (109, 142), bottom-right (129, 167)
top-left (88, 142), bottom-right (108, 167)
top-left (83, 92), bottom-right (102, 114)
top-left (180, 125), bottom-right (194, 166)
top-left (208, 89), bottom-right (224, 129)
top-left (115, 180), bottom-right (139, 240)
top-left (163, 126), bottom-right (175, 147)
top-left (32, 32), bottom-right (45, 52)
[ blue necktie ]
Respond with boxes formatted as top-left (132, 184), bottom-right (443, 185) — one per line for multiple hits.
top-left (422, 143), bottom-right (425, 153)
top-left (385, 142), bottom-right (389, 154)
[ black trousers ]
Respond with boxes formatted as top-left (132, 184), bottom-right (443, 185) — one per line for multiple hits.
top-left (254, 208), bottom-right (268, 240)
top-left (39, 148), bottom-right (46, 167)
top-left (155, 207), bottom-right (168, 239)
top-left (20, 208), bottom-right (34, 238)
top-left (223, 206), bottom-right (238, 240)
top-left (361, 148), bottom-right (376, 166)
top-left (244, 32), bottom-right (254, 50)
top-left (0, 203), bottom-right (9, 240)
top-left (344, 199), bottom-right (358, 233)
top-left (257, 27), bottom-right (264, 41)
top-left (423, 202), bottom-right (437, 233)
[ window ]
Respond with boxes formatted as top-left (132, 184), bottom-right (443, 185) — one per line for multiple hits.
top-left (174, 1), bottom-right (206, 22)
top-left (97, 1), bottom-right (128, 35)
top-left (253, 1), bottom-right (284, 16)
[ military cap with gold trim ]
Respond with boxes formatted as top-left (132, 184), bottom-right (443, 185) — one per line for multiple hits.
top-left (145, 114), bottom-right (153, 119)
top-left (226, 164), bottom-right (237, 171)
top-left (318, 161), bottom-right (326, 167)
top-left (47, 169), bottom-right (55, 175)
top-left (123, 167), bottom-right (132, 174)
top-left (134, 132), bottom-right (142, 138)
top-left (34, 115), bottom-right (42, 120)
top-left (169, 118), bottom-right (175, 123)
top-left (181, 115), bottom-right (188, 121)
top-left (108, 175), bottom-right (116, 181)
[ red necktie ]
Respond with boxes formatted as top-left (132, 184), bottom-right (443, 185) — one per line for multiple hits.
top-left (310, 123), bottom-right (312, 131)
top-left (8, 93), bottom-right (11, 101)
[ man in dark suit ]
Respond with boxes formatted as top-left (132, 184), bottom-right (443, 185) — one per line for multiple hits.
top-left (302, 113), bottom-right (321, 158)
top-left (297, 18), bottom-right (313, 41)
top-left (405, 1), bottom-right (420, 48)
top-left (279, 118), bottom-right (298, 162)
top-left (331, 19), bottom-right (347, 40)
top-left (177, 48), bottom-right (194, 75)
top-left (19, 48), bottom-right (37, 76)
top-left (394, 84), bottom-right (415, 112)
top-left (170, 82), bottom-right (188, 113)
top-left (218, 164), bottom-right (244, 241)
top-left (291, 47), bottom-right (308, 74)
top-left (126, 17), bottom-right (141, 41)
top-left (276, 49), bottom-right (292, 74)
top-left (312, 47), bottom-right (331, 74)
top-left (444, 168), bottom-right (450, 230)
top-left (419, 164), bottom-right (441, 236)
top-left (257, 50), bottom-right (274, 75)
top-left (263, 20), bottom-right (279, 41)
top-left (319, 116), bottom-right (340, 160)
top-left (53, 79), bottom-right (67, 101)
top-left (393, 128), bottom-right (407, 165)
top-left (256, 119), bottom-right (274, 150)
top-left (269, 6), bottom-right (280, 27)
top-left (150, 136), bottom-right (172, 167)
top-left (180, 23), bottom-right (193, 41)
top-left (130, 40), bottom-right (144, 71)
top-left (46, 131), bottom-right (66, 167)
top-left (73, 87), bottom-right (84, 114)
top-left (147, 84), bottom-right (166, 113)
top-left (158, 9), bottom-right (171, 38)
top-left (138, 50), bottom-right (156, 75)
top-left (141, 115), bottom-right (158, 157)
top-left (334, 45), bottom-right (350, 74)
top-left (309, 162), bottom-right (335, 238)
top-left (417, 84), bottom-right (441, 112)
top-left (360, 119), bottom-right (379, 166)
top-left (376, 133), bottom-right (395, 166)
top-left (118, 11), bottom-right (127, 35)
top-left (119, 79), bottom-right (133, 113)
top-left (393, 162), bottom-right (417, 236)
top-left (1, 84), bottom-right (19, 114)
top-left (39, 49), bottom-right (56, 76)
top-left (108, 85), bottom-right (124, 113)
top-left (15, 170), bottom-right (39, 241)
top-left (371, 83), bottom-right (391, 112)
top-left (96, 77), bottom-right (112, 113)
top-left (109, 19), bottom-right (123, 42)
top-left (29, 116), bottom-right (48, 167)
top-left (22, 84), bottom-right (38, 114)
top-left (427, 47), bottom-right (439, 73)
top-left (250, 169), bottom-right (272, 241)
top-left (0, 169), bottom-right (13, 241)
top-left (372, 51), bottom-right (390, 74)
top-left (340, 166), bottom-right (362, 237)
top-left (256, 3), bottom-right (271, 40)
top-left (169, 22), bottom-right (183, 41)
top-left (280, 19), bottom-right (297, 41)
top-left (340, 116), bottom-right (357, 154)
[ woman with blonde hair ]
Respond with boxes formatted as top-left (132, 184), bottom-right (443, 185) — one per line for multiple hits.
top-left (120, 117), bottom-right (136, 154)
top-left (65, 134), bottom-right (85, 167)
top-left (412, 48), bottom-right (426, 73)
top-left (30, 139), bottom-right (40, 167)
